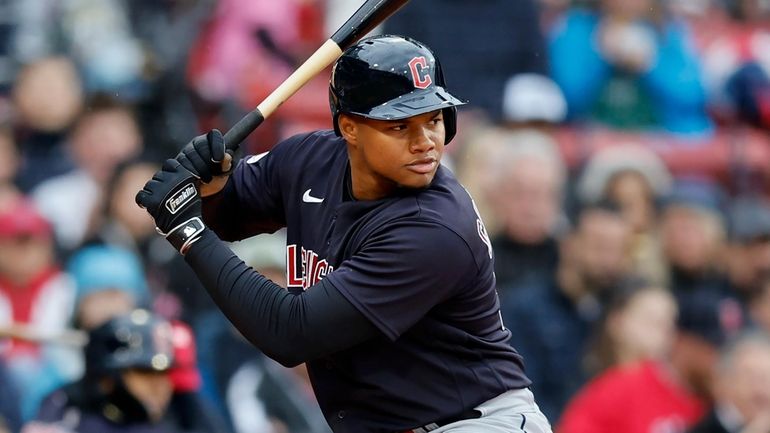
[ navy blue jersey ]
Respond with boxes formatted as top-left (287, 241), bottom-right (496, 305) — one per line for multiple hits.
top-left (203, 130), bottom-right (530, 432)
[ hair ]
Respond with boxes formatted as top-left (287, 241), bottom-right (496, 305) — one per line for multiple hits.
top-left (71, 92), bottom-right (137, 134)
top-left (495, 129), bottom-right (567, 185)
top-left (716, 329), bottom-right (770, 375)
top-left (584, 276), bottom-right (669, 374)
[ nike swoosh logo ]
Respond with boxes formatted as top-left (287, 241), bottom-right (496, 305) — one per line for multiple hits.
top-left (302, 189), bottom-right (324, 203)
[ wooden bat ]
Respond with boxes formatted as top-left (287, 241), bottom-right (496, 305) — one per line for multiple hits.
top-left (223, 0), bottom-right (411, 151)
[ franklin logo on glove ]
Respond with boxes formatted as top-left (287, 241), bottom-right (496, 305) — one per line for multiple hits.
top-left (165, 184), bottom-right (197, 214)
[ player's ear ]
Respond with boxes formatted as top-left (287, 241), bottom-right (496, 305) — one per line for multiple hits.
top-left (338, 114), bottom-right (359, 146)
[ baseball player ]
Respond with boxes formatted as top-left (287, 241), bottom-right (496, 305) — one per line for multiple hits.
top-left (136, 34), bottom-right (553, 433)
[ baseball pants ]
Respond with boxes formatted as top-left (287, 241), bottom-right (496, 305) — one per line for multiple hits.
top-left (428, 388), bottom-right (553, 433)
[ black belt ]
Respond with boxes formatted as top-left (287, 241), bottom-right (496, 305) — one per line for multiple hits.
top-left (401, 409), bottom-right (482, 433)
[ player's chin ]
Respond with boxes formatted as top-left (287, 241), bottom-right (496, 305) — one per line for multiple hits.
top-left (399, 171), bottom-right (436, 189)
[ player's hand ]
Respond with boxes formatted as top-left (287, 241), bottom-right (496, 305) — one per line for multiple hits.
top-left (176, 129), bottom-right (233, 196)
top-left (135, 159), bottom-right (206, 254)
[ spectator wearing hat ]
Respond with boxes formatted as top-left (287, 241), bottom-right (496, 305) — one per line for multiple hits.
top-left (576, 143), bottom-right (673, 286)
top-left (66, 245), bottom-right (150, 331)
top-left (724, 195), bottom-right (770, 302)
top-left (24, 309), bottom-right (196, 433)
top-left (0, 197), bottom-right (78, 420)
top-left (686, 331), bottom-right (770, 433)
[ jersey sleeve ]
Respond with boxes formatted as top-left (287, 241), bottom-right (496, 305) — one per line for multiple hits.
top-left (323, 220), bottom-right (481, 340)
top-left (202, 133), bottom-right (309, 241)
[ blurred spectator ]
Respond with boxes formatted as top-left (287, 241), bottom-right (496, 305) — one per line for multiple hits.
top-left (462, 128), bottom-right (567, 291)
top-left (24, 310), bottom-right (191, 433)
top-left (85, 158), bottom-right (215, 323)
top-left (0, 359), bottom-right (21, 433)
top-left (576, 143), bottom-right (672, 285)
top-left (12, 57), bottom-right (83, 192)
top-left (0, 197), bottom-right (78, 420)
top-left (0, 124), bottom-right (20, 203)
top-left (549, 0), bottom-right (713, 135)
top-left (90, 159), bottom-right (162, 256)
top-left (0, 0), bottom-right (16, 95)
top-left (66, 248), bottom-right (227, 432)
top-left (501, 73), bottom-right (568, 127)
top-left (724, 195), bottom-right (770, 302)
top-left (14, 0), bottom-right (145, 98)
top-left (31, 94), bottom-right (143, 252)
top-left (66, 245), bottom-right (151, 331)
top-left (167, 320), bottom-right (232, 433)
top-left (660, 180), bottom-right (747, 402)
top-left (582, 279), bottom-right (678, 375)
top-left (186, 0), bottom-right (329, 151)
top-left (384, 0), bottom-right (549, 123)
top-left (674, 280), bottom-right (746, 407)
top-left (197, 231), bottom-right (331, 433)
top-left (695, 0), bottom-right (770, 130)
top-left (661, 179), bottom-right (731, 294)
top-left (748, 275), bottom-right (770, 335)
top-left (686, 331), bottom-right (770, 433)
top-left (124, 0), bottom-right (217, 155)
top-left (501, 201), bottom-right (634, 421)
top-left (558, 280), bottom-right (706, 433)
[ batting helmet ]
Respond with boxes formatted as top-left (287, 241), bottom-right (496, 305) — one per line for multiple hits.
top-left (329, 34), bottom-right (466, 144)
top-left (85, 309), bottom-right (175, 377)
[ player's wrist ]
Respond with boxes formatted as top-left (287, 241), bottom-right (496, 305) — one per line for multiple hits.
top-left (200, 174), bottom-right (230, 197)
top-left (159, 217), bottom-right (207, 255)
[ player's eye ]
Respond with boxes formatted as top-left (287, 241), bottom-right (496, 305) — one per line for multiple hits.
top-left (390, 124), bottom-right (407, 131)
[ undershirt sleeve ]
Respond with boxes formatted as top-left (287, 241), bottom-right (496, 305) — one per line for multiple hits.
top-left (185, 229), bottom-right (380, 367)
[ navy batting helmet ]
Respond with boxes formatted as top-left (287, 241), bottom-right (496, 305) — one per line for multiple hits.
top-left (329, 34), bottom-right (466, 144)
top-left (85, 309), bottom-right (175, 377)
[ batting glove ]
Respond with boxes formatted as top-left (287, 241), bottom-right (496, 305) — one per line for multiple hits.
top-left (175, 129), bottom-right (232, 183)
top-left (135, 159), bottom-right (206, 254)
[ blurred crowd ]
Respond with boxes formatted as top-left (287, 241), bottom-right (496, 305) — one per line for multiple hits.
top-left (0, 0), bottom-right (770, 432)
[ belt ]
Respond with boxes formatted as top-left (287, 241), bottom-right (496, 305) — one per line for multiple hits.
top-left (402, 408), bottom-right (482, 433)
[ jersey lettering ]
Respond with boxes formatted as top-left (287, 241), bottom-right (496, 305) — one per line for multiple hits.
top-left (467, 193), bottom-right (493, 259)
top-left (286, 244), bottom-right (334, 290)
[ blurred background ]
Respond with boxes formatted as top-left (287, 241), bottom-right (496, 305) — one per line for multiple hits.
top-left (1, 0), bottom-right (770, 432)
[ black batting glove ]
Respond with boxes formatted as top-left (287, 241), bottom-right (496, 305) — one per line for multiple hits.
top-left (135, 159), bottom-right (206, 254)
top-left (175, 129), bottom-right (232, 183)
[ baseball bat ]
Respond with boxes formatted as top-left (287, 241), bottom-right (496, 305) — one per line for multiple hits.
top-left (223, 0), bottom-right (410, 151)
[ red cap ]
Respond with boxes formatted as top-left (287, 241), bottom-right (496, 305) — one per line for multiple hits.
top-left (0, 198), bottom-right (51, 239)
top-left (168, 320), bottom-right (202, 392)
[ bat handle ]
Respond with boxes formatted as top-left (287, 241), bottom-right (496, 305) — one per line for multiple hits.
top-left (224, 109), bottom-right (265, 152)
top-left (221, 40), bottom-right (344, 153)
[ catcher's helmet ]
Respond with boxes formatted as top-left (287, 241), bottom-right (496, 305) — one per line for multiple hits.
top-left (85, 309), bottom-right (175, 377)
top-left (329, 34), bottom-right (466, 144)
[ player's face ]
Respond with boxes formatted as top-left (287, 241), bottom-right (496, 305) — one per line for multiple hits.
top-left (342, 110), bottom-right (445, 200)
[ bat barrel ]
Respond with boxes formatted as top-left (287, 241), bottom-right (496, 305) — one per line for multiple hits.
top-left (331, 0), bottom-right (409, 49)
